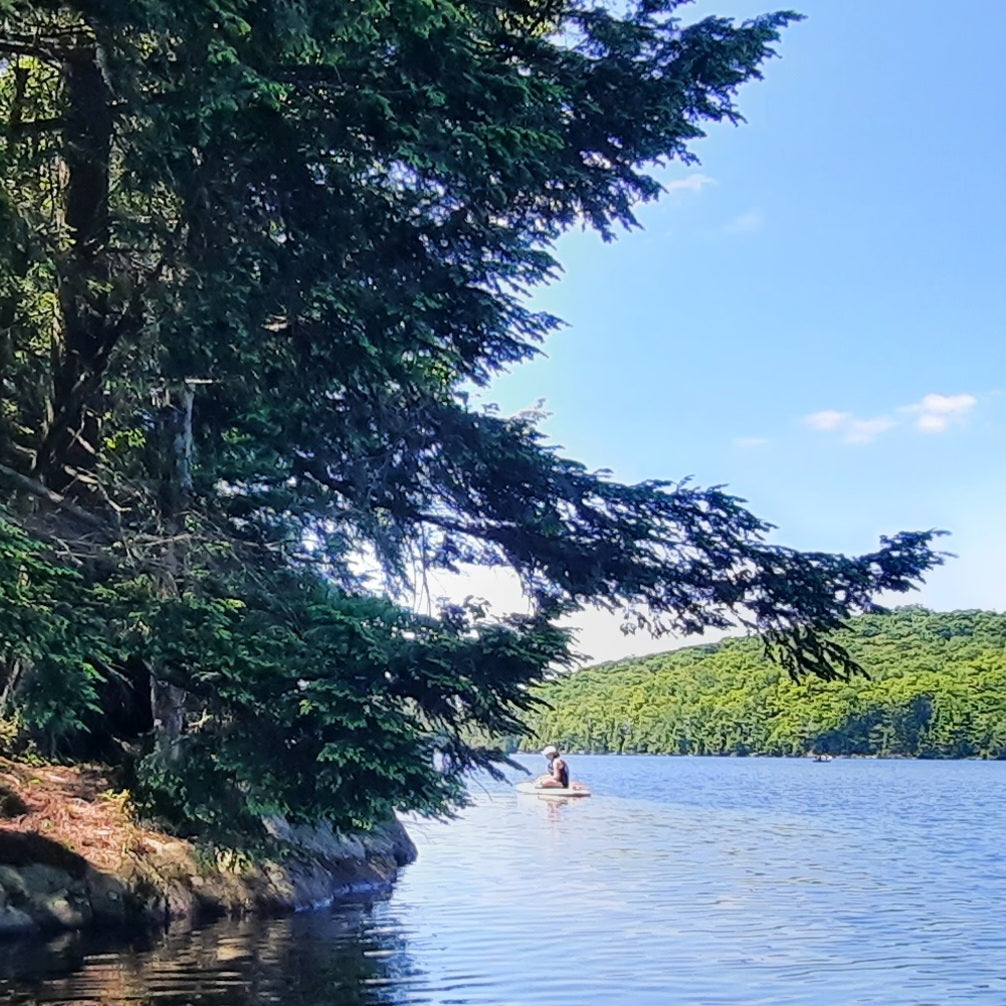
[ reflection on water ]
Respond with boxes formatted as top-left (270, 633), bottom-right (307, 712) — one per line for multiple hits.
top-left (0, 905), bottom-right (423, 1005)
top-left (4, 756), bottom-right (1006, 1005)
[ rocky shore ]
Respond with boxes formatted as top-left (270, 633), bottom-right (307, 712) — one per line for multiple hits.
top-left (0, 760), bottom-right (416, 937)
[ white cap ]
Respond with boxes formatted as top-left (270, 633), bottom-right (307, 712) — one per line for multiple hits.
top-left (541, 745), bottom-right (558, 757)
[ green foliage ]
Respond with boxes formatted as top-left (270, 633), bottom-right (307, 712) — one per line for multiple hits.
top-left (526, 608), bottom-right (1006, 759)
top-left (0, 514), bottom-right (114, 753)
top-left (126, 576), bottom-right (569, 838)
top-left (0, 530), bottom-right (570, 840)
top-left (0, 2), bottom-right (947, 841)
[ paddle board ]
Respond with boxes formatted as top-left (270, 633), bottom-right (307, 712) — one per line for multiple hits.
top-left (515, 780), bottom-right (591, 798)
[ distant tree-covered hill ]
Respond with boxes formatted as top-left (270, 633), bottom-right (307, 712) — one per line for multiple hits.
top-left (525, 608), bottom-right (1006, 758)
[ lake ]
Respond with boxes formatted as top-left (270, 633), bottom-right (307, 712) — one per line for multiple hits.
top-left (3, 754), bottom-right (1005, 1005)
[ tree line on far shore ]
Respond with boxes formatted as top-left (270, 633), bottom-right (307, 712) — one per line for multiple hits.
top-left (525, 608), bottom-right (1006, 759)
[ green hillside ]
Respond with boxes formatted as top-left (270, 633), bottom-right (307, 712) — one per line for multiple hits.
top-left (525, 608), bottom-right (1006, 758)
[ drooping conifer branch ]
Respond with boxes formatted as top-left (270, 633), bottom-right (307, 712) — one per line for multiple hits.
top-left (0, 2), bottom-right (946, 842)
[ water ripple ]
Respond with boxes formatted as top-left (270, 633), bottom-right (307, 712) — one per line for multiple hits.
top-left (3, 756), bottom-right (1006, 1004)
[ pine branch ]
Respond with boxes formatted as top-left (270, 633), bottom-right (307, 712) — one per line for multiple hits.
top-left (0, 462), bottom-right (107, 531)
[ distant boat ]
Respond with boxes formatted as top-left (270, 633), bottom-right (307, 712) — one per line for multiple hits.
top-left (811, 754), bottom-right (834, 762)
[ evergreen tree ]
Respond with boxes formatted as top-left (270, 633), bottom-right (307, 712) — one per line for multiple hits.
top-left (0, 2), bottom-right (943, 839)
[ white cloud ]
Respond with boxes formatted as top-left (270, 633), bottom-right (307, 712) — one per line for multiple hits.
top-left (805, 391), bottom-right (979, 446)
top-left (665, 172), bottom-right (715, 195)
top-left (916, 413), bottom-right (950, 433)
top-left (805, 409), bottom-right (897, 444)
top-left (734, 436), bottom-right (769, 449)
top-left (722, 209), bottom-right (763, 234)
top-left (842, 417), bottom-right (898, 445)
top-left (911, 392), bottom-right (978, 415)
top-left (901, 392), bottom-right (977, 433)
top-left (805, 410), bottom-right (851, 431)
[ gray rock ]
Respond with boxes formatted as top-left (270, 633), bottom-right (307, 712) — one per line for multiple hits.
top-left (0, 904), bottom-right (36, 934)
top-left (0, 864), bottom-right (28, 898)
top-left (33, 890), bottom-right (91, 929)
top-left (0, 814), bottom-right (417, 937)
top-left (17, 863), bottom-right (75, 896)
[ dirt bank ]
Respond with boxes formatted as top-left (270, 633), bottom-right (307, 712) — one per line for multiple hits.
top-left (0, 759), bottom-right (416, 936)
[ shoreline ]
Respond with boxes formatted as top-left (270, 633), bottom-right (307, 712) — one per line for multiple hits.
top-left (0, 760), bottom-right (416, 938)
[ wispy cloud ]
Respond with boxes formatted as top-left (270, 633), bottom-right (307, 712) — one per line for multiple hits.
top-left (665, 172), bottom-right (716, 195)
top-left (806, 410), bottom-right (851, 432)
top-left (734, 436), bottom-right (769, 449)
top-left (843, 417), bottom-right (898, 445)
top-left (901, 392), bottom-right (977, 433)
top-left (805, 391), bottom-right (979, 446)
top-left (722, 209), bottom-right (763, 235)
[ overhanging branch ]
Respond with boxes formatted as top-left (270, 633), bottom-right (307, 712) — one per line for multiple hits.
top-left (0, 462), bottom-right (107, 530)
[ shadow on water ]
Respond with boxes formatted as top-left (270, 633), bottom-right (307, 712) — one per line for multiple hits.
top-left (0, 898), bottom-right (422, 1006)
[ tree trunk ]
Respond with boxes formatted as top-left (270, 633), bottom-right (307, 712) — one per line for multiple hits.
top-left (149, 383), bottom-right (196, 763)
top-left (31, 49), bottom-right (114, 498)
top-left (0, 654), bottom-right (25, 721)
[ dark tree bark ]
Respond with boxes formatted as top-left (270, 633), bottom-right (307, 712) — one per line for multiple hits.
top-left (32, 50), bottom-right (114, 498)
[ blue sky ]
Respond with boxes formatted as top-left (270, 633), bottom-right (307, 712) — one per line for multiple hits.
top-left (442, 0), bottom-right (1006, 663)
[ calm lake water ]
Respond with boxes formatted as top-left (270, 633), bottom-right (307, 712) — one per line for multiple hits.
top-left (3, 754), bottom-right (1006, 1005)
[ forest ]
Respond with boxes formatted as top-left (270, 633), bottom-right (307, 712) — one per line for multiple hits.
top-left (0, 1), bottom-right (945, 846)
top-left (525, 608), bottom-right (1006, 759)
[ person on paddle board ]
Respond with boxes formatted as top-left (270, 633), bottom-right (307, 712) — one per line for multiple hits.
top-left (538, 744), bottom-right (569, 788)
